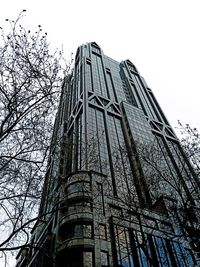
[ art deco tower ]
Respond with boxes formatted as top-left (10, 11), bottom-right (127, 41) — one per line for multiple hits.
top-left (16, 42), bottom-right (200, 267)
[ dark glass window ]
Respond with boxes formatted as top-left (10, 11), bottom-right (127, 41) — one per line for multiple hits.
top-left (66, 181), bottom-right (91, 194)
top-left (61, 249), bottom-right (94, 267)
top-left (85, 61), bottom-right (93, 92)
top-left (107, 115), bottom-right (137, 200)
top-left (120, 72), bottom-right (137, 107)
top-left (112, 225), bottom-right (196, 267)
top-left (87, 107), bottom-right (110, 176)
top-left (74, 224), bottom-right (92, 238)
top-left (91, 53), bottom-right (108, 98)
top-left (106, 71), bottom-right (116, 101)
top-left (114, 225), bottom-right (133, 267)
top-left (159, 221), bottom-right (174, 233)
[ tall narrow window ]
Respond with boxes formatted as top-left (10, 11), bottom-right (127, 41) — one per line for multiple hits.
top-left (106, 71), bottom-right (116, 101)
top-left (99, 224), bottom-right (107, 240)
top-left (84, 251), bottom-right (93, 267)
top-left (86, 60), bottom-right (93, 92)
top-left (101, 251), bottom-right (109, 267)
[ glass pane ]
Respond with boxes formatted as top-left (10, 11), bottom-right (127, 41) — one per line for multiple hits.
top-left (74, 225), bottom-right (83, 237)
top-left (67, 182), bottom-right (91, 194)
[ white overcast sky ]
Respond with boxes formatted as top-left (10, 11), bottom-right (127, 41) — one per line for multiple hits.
top-left (0, 1), bottom-right (200, 265)
top-left (1, 0), bottom-right (200, 134)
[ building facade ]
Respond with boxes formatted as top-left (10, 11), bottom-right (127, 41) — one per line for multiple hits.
top-left (17, 42), bottom-right (200, 267)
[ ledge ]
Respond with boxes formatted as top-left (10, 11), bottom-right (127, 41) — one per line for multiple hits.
top-left (57, 238), bottom-right (94, 252)
top-left (59, 211), bottom-right (93, 227)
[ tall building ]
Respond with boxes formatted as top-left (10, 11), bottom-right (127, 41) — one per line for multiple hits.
top-left (16, 42), bottom-right (200, 267)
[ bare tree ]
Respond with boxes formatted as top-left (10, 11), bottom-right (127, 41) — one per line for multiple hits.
top-left (0, 10), bottom-right (71, 264)
top-left (22, 124), bottom-right (199, 266)
top-left (178, 121), bottom-right (200, 175)
top-left (88, 133), bottom-right (200, 265)
top-left (134, 137), bottom-right (200, 253)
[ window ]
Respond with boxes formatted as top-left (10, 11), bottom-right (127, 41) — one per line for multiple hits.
top-left (99, 224), bottom-right (107, 240)
top-left (96, 182), bottom-right (105, 215)
top-left (101, 251), bottom-right (109, 266)
top-left (60, 249), bottom-right (94, 267)
top-left (59, 223), bottom-right (93, 241)
top-left (112, 225), bottom-right (196, 267)
top-left (74, 224), bottom-right (92, 238)
top-left (84, 251), bottom-right (93, 267)
top-left (66, 181), bottom-right (91, 194)
top-left (91, 43), bottom-right (101, 55)
top-left (159, 221), bottom-right (174, 233)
